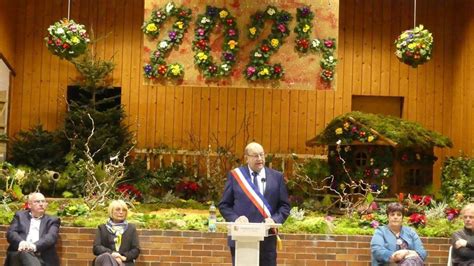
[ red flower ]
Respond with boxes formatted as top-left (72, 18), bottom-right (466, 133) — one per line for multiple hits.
top-left (117, 183), bottom-right (142, 200)
top-left (158, 65), bottom-right (167, 75)
top-left (445, 208), bottom-right (460, 221)
top-left (297, 39), bottom-right (309, 49)
top-left (226, 19), bottom-right (234, 26)
top-left (408, 213), bottom-right (426, 227)
top-left (273, 65), bottom-right (281, 74)
top-left (62, 43), bottom-right (70, 49)
top-left (196, 39), bottom-right (207, 50)
top-left (412, 195), bottom-right (432, 206)
top-left (261, 44), bottom-right (270, 53)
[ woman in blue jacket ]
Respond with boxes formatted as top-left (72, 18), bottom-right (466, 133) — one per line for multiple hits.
top-left (370, 202), bottom-right (427, 266)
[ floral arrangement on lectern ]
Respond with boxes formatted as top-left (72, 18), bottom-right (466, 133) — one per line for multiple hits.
top-left (394, 25), bottom-right (433, 68)
top-left (45, 19), bottom-right (90, 60)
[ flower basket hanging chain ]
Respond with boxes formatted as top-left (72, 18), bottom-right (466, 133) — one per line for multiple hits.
top-left (44, 0), bottom-right (90, 60)
top-left (394, 0), bottom-right (433, 68)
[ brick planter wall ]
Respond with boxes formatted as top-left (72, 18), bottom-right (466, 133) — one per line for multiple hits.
top-left (0, 225), bottom-right (450, 266)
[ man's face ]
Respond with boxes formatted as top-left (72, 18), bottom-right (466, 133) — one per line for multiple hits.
top-left (246, 144), bottom-right (265, 172)
top-left (29, 193), bottom-right (47, 218)
top-left (463, 209), bottom-right (474, 229)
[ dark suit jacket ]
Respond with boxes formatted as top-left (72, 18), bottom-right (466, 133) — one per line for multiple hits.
top-left (218, 166), bottom-right (291, 247)
top-left (93, 223), bottom-right (140, 266)
top-left (5, 210), bottom-right (61, 266)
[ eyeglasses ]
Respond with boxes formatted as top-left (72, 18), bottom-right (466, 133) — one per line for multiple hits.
top-left (31, 199), bottom-right (47, 204)
top-left (247, 153), bottom-right (265, 159)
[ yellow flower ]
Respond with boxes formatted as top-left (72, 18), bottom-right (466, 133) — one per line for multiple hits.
top-left (170, 64), bottom-right (181, 76)
top-left (219, 10), bottom-right (228, 18)
top-left (271, 39), bottom-right (279, 48)
top-left (368, 136), bottom-right (374, 142)
top-left (197, 52), bottom-right (208, 61)
top-left (175, 21), bottom-right (184, 29)
top-left (249, 27), bottom-right (257, 35)
top-left (228, 40), bottom-right (238, 50)
top-left (343, 122), bottom-right (350, 130)
top-left (71, 36), bottom-right (80, 44)
top-left (146, 23), bottom-right (157, 32)
top-left (335, 128), bottom-right (343, 135)
top-left (303, 24), bottom-right (310, 33)
top-left (408, 43), bottom-right (417, 49)
top-left (258, 68), bottom-right (269, 76)
top-left (400, 32), bottom-right (408, 40)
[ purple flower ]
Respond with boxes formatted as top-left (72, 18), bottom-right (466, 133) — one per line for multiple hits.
top-left (370, 183), bottom-right (379, 191)
top-left (224, 52), bottom-right (235, 61)
top-left (277, 24), bottom-right (287, 33)
top-left (197, 28), bottom-right (205, 36)
top-left (370, 220), bottom-right (380, 228)
top-left (351, 126), bottom-right (358, 133)
top-left (144, 64), bottom-right (153, 74)
top-left (206, 7), bottom-right (218, 17)
top-left (300, 7), bottom-right (310, 17)
top-left (169, 31), bottom-right (177, 41)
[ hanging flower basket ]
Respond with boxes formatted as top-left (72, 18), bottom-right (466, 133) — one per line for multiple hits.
top-left (394, 24), bottom-right (433, 68)
top-left (45, 18), bottom-right (90, 60)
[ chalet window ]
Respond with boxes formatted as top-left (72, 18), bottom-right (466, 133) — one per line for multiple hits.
top-left (406, 168), bottom-right (422, 186)
top-left (354, 151), bottom-right (368, 167)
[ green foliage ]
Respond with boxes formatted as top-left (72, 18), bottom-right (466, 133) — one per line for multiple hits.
top-left (9, 125), bottom-right (68, 170)
top-left (281, 216), bottom-right (329, 234)
top-left (137, 162), bottom-right (189, 197)
top-left (312, 111), bottom-right (452, 149)
top-left (287, 158), bottom-right (330, 199)
top-left (440, 155), bottom-right (474, 203)
top-left (57, 202), bottom-right (90, 216)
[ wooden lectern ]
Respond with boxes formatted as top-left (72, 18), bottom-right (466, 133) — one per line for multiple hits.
top-left (218, 222), bottom-right (281, 266)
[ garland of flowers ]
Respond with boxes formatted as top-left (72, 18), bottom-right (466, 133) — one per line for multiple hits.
top-left (244, 6), bottom-right (292, 81)
top-left (334, 120), bottom-right (378, 144)
top-left (45, 19), bottom-right (90, 60)
top-left (192, 6), bottom-right (239, 79)
top-left (394, 24), bottom-right (433, 68)
top-left (142, 2), bottom-right (192, 79)
top-left (294, 6), bottom-right (337, 82)
top-left (399, 149), bottom-right (437, 165)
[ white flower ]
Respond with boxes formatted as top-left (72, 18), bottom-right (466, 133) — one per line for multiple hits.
top-left (395, 50), bottom-right (402, 58)
top-left (165, 2), bottom-right (174, 13)
top-left (159, 41), bottom-right (168, 49)
top-left (55, 28), bottom-right (65, 35)
top-left (267, 8), bottom-right (275, 16)
top-left (254, 52), bottom-right (262, 58)
top-left (14, 169), bottom-right (26, 183)
top-left (336, 140), bottom-right (342, 145)
top-left (311, 39), bottom-right (320, 48)
top-left (328, 56), bottom-right (334, 62)
top-left (201, 17), bottom-right (210, 24)
top-left (221, 64), bottom-right (229, 71)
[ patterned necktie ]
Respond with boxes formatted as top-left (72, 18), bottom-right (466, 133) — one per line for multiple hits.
top-left (252, 171), bottom-right (259, 192)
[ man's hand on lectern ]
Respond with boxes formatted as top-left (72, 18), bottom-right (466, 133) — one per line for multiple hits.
top-left (264, 218), bottom-right (275, 224)
top-left (235, 216), bottom-right (249, 223)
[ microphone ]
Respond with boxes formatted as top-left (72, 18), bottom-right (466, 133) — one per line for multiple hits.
top-left (261, 177), bottom-right (266, 194)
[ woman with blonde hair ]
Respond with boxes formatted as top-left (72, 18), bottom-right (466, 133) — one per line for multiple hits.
top-left (93, 200), bottom-right (140, 266)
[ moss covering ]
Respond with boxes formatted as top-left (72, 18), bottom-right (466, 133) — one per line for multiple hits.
top-left (308, 111), bottom-right (452, 149)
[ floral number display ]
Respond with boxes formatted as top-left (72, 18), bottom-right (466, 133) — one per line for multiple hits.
top-left (244, 6), bottom-right (292, 81)
top-left (192, 6), bottom-right (239, 79)
top-left (142, 2), bottom-right (192, 79)
top-left (294, 6), bottom-right (337, 82)
top-left (45, 19), bottom-right (90, 60)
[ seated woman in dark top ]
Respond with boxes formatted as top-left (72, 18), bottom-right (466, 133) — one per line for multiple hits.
top-left (370, 202), bottom-right (427, 266)
top-left (451, 203), bottom-right (474, 266)
top-left (93, 200), bottom-right (140, 266)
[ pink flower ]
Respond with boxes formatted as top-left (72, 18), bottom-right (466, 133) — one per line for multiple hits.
top-left (197, 28), bottom-right (205, 36)
top-left (247, 66), bottom-right (256, 76)
top-left (370, 220), bottom-right (380, 228)
top-left (277, 24), bottom-right (286, 33)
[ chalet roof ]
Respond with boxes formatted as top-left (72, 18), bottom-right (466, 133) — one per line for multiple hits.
top-left (306, 111), bottom-right (453, 149)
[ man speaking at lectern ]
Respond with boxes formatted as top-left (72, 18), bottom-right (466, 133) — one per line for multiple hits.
top-left (219, 142), bottom-right (291, 266)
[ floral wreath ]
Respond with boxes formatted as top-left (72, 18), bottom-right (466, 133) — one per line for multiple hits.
top-left (394, 24), bottom-right (433, 68)
top-left (294, 6), bottom-right (337, 82)
top-left (45, 18), bottom-right (90, 60)
top-left (334, 120), bottom-right (378, 144)
top-left (244, 6), bottom-right (292, 81)
top-left (142, 2), bottom-right (192, 79)
top-left (192, 6), bottom-right (239, 79)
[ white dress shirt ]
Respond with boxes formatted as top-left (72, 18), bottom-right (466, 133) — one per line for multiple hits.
top-left (26, 216), bottom-right (41, 244)
top-left (248, 166), bottom-right (266, 195)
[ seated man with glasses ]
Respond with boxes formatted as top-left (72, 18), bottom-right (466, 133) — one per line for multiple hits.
top-left (219, 142), bottom-right (291, 266)
top-left (451, 203), bottom-right (474, 266)
top-left (5, 192), bottom-right (61, 266)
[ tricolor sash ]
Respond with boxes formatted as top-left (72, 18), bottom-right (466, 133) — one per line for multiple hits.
top-left (230, 167), bottom-right (272, 219)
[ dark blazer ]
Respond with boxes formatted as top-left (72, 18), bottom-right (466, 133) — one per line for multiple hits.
top-left (218, 166), bottom-right (291, 246)
top-left (93, 223), bottom-right (140, 266)
top-left (5, 210), bottom-right (61, 266)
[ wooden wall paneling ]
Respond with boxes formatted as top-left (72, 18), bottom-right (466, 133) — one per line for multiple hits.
top-left (39, 0), bottom-right (53, 130)
top-left (209, 87), bottom-right (219, 149)
top-left (244, 88), bottom-right (255, 146)
top-left (0, 1), bottom-right (17, 67)
top-left (324, 91), bottom-right (335, 135)
top-left (468, 5), bottom-right (474, 155)
top-left (131, 0), bottom-right (145, 146)
top-left (398, 0), bottom-right (410, 117)
top-left (216, 86), bottom-right (227, 148)
top-left (226, 86), bottom-right (237, 151)
top-left (451, 2), bottom-right (464, 154)
top-left (20, 1), bottom-right (36, 130)
top-left (181, 86), bottom-right (193, 148)
top-left (432, 0), bottom-right (445, 138)
top-left (252, 89), bottom-right (263, 143)
top-left (162, 86), bottom-right (174, 146)
top-left (153, 85), bottom-right (164, 146)
top-left (271, 89), bottom-right (282, 152)
top-left (341, 0), bottom-right (354, 113)
top-left (379, 0), bottom-right (391, 96)
top-left (287, 90), bottom-right (298, 152)
top-left (119, 0), bottom-right (132, 128)
top-left (145, 82), bottom-right (156, 147)
top-left (9, 0), bottom-right (26, 137)
top-left (200, 86), bottom-right (210, 148)
top-left (423, 0), bottom-right (435, 131)
top-left (56, 0), bottom-right (70, 127)
top-left (29, 0), bottom-right (43, 127)
top-left (415, 0), bottom-right (428, 127)
top-left (104, 0), bottom-right (116, 81)
top-left (333, 0), bottom-right (345, 117)
top-left (47, 0), bottom-right (61, 131)
top-left (370, 0), bottom-right (381, 94)
top-left (297, 90), bottom-right (308, 153)
top-left (95, 0), bottom-right (107, 60)
top-left (351, 0), bottom-right (363, 95)
top-left (315, 90), bottom-right (325, 141)
top-left (112, 0), bottom-right (125, 86)
top-left (190, 87), bottom-right (202, 148)
top-left (361, 0), bottom-right (373, 95)
top-left (234, 87), bottom-right (247, 153)
top-left (388, 0), bottom-right (401, 96)
top-left (261, 90), bottom-right (272, 150)
top-left (173, 85), bottom-right (184, 147)
top-left (442, 0), bottom-right (454, 156)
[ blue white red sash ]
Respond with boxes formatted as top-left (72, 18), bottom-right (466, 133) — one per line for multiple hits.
top-left (230, 167), bottom-right (272, 218)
